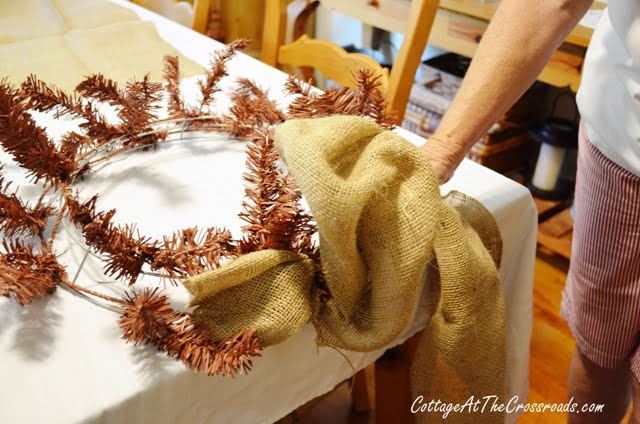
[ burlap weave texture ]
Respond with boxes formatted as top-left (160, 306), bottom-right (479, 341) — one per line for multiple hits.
top-left (183, 116), bottom-right (506, 423)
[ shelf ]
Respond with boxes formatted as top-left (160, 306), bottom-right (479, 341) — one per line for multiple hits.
top-left (323, 0), bottom-right (604, 91)
top-left (437, 0), bottom-right (605, 48)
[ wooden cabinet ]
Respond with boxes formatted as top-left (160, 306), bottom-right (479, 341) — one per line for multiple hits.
top-left (320, 0), bottom-right (606, 92)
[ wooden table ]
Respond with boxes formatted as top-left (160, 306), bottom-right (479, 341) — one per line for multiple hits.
top-left (0, 2), bottom-right (537, 423)
top-left (321, 0), bottom-right (606, 92)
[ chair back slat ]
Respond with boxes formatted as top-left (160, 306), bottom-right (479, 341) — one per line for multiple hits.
top-left (261, 0), bottom-right (439, 123)
top-left (278, 35), bottom-right (390, 91)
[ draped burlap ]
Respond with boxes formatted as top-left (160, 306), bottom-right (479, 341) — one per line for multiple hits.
top-left (183, 116), bottom-right (506, 423)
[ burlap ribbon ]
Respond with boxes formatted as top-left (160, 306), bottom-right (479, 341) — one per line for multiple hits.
top-left (184, 116), bottom-right (506, 423)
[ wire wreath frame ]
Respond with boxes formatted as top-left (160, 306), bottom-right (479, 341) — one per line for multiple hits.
top-left (56, 129), bottom-right (231, 309)
top-left (0, 39), bottom-right (396, 377)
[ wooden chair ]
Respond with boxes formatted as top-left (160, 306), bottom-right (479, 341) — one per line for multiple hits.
top-left (261, 0), bottom-right (440, 122)
top-left (133, 0), bottom-right (211, 34)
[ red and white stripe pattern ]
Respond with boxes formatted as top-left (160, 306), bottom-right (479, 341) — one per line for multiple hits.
top-left (561, 123), bottom-right (640, 378)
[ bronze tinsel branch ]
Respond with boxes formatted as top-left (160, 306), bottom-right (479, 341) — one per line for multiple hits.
top-left (119, 288), bottom-right (260, 376)
top-left (65, 192), bottom-right (238, 285)
top-left (23, 73), bottom-right (166, 155)
top-left (221, 78), bottom-right (285, 139)
top-left (0, 79), bottom-right (81, 186)
top-left (65, 192), bottom-right (160, 284)
top-left (0, 241), bottom-right (64, 306)
top-left (162, 40), bottom-right (248, 126)
top-left (236, 130), bottom-right (324, 298)
top-left (21, 75), bottom-right (120, 150)
top-left (76, 73), bottom-right (166, 148)
top-left (76, 74), bottom-right (124, 105)
top-left (238, 131), bottom-right (314, 254)
top-left (285, 69), bottom-right (396, 129)
top-left (0, 166), bottom-right (54, 238)
top-left (198, 38), bottom-right (249, 112)
top-left (118, 76), bottom-right (165, 147)
top-left (1, 41), bottom-right (395, 376)
top-left (150, 227), bottom-right (237, 282)
top-left (163, 55), bottom-right (186, 118)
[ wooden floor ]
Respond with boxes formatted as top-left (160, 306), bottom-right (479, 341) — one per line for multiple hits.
top-left (519, 250), bottom-right (574, 423)
top-left (289, 249), bottom-right (633, 423)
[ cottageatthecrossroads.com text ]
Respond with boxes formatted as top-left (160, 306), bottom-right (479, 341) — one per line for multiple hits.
top-left (411, 395), bottom-right (605, 418)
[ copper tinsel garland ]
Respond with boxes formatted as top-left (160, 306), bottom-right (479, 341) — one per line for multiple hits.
top-left (0, 39), bottom-right (395, 377)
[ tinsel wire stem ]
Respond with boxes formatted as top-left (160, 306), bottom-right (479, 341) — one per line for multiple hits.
top-left (61, 279), bottom-right (125, 305)
top-left (59, 281), bottom-right (125, 314)
top-left (47, 184), bottom-right (68, 244)
top-left (36, 184), bottom-right (53, 206)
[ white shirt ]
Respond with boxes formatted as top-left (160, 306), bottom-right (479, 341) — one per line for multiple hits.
top-left (577, 1), bottom-right (640, 177)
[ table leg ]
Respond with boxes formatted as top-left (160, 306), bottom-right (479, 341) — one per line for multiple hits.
top-left (374, 330), bottom-right (423, 424)
top-left (351, 365), bottom-right (373, 413)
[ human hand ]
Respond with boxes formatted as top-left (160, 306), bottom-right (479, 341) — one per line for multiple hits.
top-left (419, 136), bottom-right (461, 184)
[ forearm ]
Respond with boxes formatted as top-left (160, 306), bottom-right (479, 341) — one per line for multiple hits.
top-left (422, 0), bottom-right (593, 180)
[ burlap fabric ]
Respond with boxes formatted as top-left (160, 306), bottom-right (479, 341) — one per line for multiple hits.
top-left (187, 250), bottom-right (317, 345)
top-left (184, 116), bottom-right (506, 423)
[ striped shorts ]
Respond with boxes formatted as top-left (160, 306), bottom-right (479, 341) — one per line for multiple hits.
top-left (561, 123), bottom-right (640, 379)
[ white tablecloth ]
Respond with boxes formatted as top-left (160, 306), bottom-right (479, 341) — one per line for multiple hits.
top-left (0, 2), bottom-right (537, 423)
